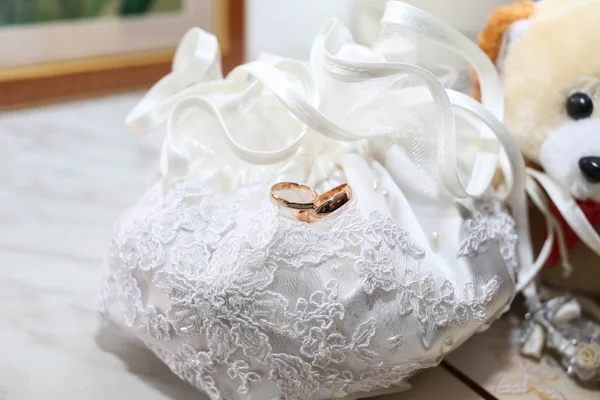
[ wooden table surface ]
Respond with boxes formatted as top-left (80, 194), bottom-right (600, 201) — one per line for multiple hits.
top-left (1, 94), bottom-right (598, 400)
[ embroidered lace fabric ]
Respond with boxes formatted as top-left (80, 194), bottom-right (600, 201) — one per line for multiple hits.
top-left (458, 197), bottom-right (520, 279)
top-left (99, 178), bottom-right (516, 400)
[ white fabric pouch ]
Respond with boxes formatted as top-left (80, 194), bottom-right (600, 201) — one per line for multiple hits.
top-left (98, 2), bottom-right (534, 399)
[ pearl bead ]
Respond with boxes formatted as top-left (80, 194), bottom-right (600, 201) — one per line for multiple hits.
top-left (441, 337), bottom-right (454, 354)
top-left (431, 231), bottom-right (439, 251)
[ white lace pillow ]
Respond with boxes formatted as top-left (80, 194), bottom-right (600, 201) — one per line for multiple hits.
top-left (98, 2), bottom-right (534, 399)
top-left (101, 174), bottom-right (516, 400)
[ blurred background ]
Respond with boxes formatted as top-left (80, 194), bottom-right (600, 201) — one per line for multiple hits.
top-left (1, 0), bottom-right (183, 24)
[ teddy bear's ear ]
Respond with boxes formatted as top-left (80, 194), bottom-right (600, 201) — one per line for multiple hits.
top-left (478, 1), bottom-right (536, 68)
top-left (472, 1), bottom-right (536, 100)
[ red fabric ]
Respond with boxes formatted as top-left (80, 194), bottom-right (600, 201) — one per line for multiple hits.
top-left (546, 200), bottom-right (600, 266)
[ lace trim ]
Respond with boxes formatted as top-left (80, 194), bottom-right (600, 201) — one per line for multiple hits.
top-left (458, 197), bottom-right (519, 277)
top-left (99, 180), bottom-right (508, 400)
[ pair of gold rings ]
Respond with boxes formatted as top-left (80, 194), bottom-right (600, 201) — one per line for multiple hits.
top-left (270, 182), bottom-right (353, 223)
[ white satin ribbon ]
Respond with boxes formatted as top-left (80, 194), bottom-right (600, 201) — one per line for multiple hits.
top-left (520, 168), bottom-right (600, 292)
top-left (126, 1), bottom-right (534, 291)
top-left (528, 169), bottom-right (600, 257)
top-left (126, 28), bottom-right (223, 133)
top-left (517, 174), bottom-right (571, 292)
top-left (161, 4), bottom-right (516, 194)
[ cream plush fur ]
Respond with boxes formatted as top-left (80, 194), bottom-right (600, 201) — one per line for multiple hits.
top-left (479, 0), bottom-right (600, 294)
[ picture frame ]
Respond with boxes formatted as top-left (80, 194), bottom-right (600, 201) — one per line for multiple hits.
top-left (0, 0), bottom-right (245, 109)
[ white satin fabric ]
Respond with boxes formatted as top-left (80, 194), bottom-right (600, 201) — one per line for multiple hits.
top-left (100, 2), bottom-right (535, 399)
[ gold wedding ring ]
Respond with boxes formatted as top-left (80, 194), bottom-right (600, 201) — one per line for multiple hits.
top-left (271, 182), bottom-right (353, 223)
top-left (270, 182), bottom-right (319, 210)
top-left (314, 184), bottom-right (353, 215)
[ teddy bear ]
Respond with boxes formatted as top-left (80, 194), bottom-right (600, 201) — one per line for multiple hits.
top-left (476, 0), bottom-right (600, 296)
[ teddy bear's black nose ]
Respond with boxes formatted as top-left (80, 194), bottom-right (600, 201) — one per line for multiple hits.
top-left (579, 157), bottom-right (600, 183)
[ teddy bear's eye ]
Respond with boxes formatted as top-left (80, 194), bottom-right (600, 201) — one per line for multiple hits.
top-left (566, 92), bottom-right (594, 120)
